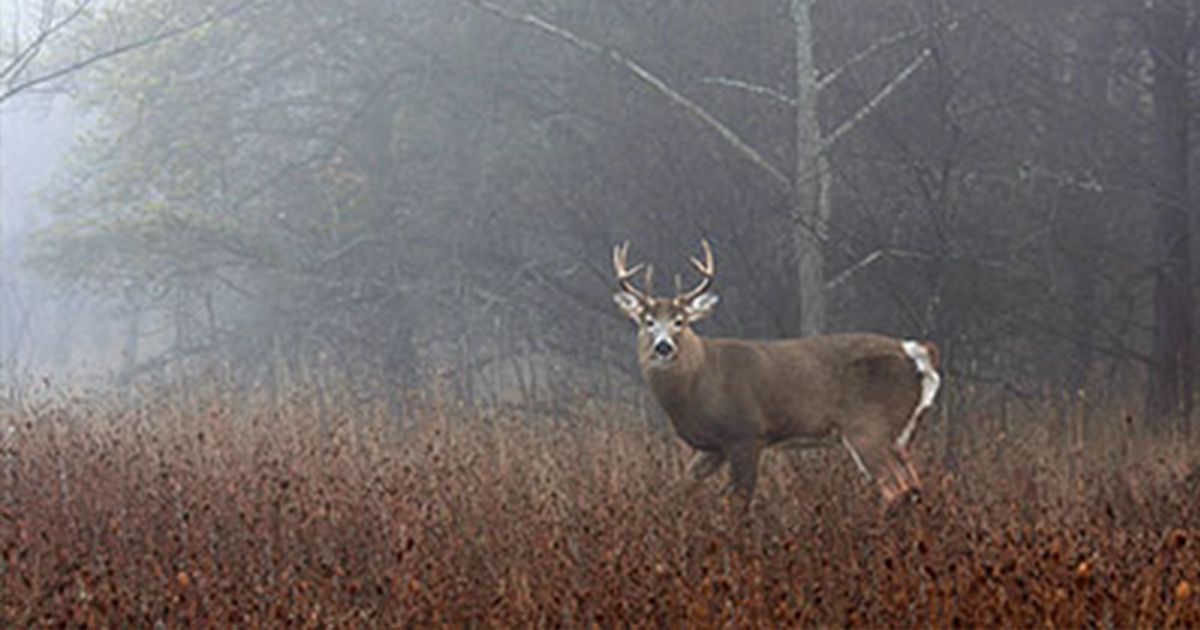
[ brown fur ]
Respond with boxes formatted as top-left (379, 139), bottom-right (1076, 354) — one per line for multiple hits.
top-left (637, 322), bottom-right (933, 506)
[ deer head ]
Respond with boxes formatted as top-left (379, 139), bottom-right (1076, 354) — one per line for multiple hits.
top-left (612, 240), bottom-right (719, 368)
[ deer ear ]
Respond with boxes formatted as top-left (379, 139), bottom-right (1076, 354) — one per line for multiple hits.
top-left (685, 291), bottom-right (719, 322)
top-left (613, 291), bottom-right (645, 321)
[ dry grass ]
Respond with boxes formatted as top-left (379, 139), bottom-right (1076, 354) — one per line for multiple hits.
top-left (1, 390), bottom-right (1198, 627)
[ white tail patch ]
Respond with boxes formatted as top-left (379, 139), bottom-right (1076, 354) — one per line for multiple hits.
top-left (898, 340), bottom-right (941, 448)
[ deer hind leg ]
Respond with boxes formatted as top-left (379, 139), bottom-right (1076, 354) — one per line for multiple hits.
top-left (887, 444), bottom-right (921, 501)
top-left (841, 434), bottom-right (917, 507)
top-left (894, 443), bottom-right (920, 488)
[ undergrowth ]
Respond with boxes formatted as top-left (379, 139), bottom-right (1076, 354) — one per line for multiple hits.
top-left (0, 391), bottom-right (1197, 627)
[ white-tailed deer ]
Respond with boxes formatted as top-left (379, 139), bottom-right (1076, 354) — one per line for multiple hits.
top-left (612, 240), bottom-right (941, 508)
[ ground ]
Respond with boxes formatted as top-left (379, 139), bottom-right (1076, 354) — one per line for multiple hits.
top-left (1, 390), bottom-right (1197, 627)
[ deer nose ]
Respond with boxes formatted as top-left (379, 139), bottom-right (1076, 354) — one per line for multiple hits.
top-left (654, 339), bottom-right (674, 357)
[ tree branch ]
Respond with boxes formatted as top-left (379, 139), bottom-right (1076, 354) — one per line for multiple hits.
top-left (825, 248), bottom-right (931, 290)
top-left (816, 13), bottom-right (965, 91)
top-left (0, 0), bottom-right (263, 106)
top-left (464, 0), bottom-right (792, 195)
top-left (699, 76), bottom-right (796, 107)
top-left (820, 48), bottom-right (932, 153)
top-left (0, 1), bottom-right (95, 87)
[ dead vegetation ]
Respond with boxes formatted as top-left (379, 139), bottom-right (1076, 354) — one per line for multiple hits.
top-left (0, 391), bottom-right (1197, 627)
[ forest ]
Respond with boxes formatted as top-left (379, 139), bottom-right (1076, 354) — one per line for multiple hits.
top-left (2, 0), bottom-right (1199, 625)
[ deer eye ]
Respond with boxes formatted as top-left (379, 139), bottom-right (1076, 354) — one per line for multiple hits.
top-left (674, 317), bottom-right (684, 327)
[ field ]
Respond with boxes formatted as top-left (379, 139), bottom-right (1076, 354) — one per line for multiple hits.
top-left (1, 390), bottom-right (1198, 627)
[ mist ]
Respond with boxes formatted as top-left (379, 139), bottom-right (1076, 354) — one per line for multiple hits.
top-left (1, 0), bottom-right (1189, 425)
top-left (2, 1), bottom-right (1200, 625)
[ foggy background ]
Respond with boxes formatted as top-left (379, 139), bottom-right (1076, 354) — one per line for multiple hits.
top-left (2, 0), bottom-right (1198, 440)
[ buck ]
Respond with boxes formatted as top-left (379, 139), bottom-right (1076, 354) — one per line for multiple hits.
top-left (612, 240), bottom-right (941, 508)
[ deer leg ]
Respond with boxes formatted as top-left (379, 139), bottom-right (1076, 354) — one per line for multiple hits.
top-left (724, 441), bottom-right (763, 504)
top-left (890, 444), bottom-right (921, 491)
top-left (840, 435), bottom-right (874, 479)
top-left (668, 450), bottom-right (725, 503)
top-left (841, 434), bottom-right (909, 506)
top-left (671, 450), bottom-right (724, 500)
top-left (879, 452), bottom-right (924, 506)
top-left (881, 445), bottom-right (922, 509)
top-left (686, 449), bottom-right (726, 481)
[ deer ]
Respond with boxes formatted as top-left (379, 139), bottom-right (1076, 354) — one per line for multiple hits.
top-left (612, 239), bottom-right (941, 509)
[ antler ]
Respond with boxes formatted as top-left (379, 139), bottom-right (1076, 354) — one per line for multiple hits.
top-left (677, 239), bottom-right (715, 302)
top-left (613, 241), bottom-right (653, 302)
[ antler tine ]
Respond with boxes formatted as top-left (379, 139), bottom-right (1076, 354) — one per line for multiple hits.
top-left (612, 242), bottom-right (645, 280)
top-left (689, 239), bottom-right (714, 276)
top-left (678, 238), bottom-right (716, 302)
top-left (612, 241), bottom-right (649, 300)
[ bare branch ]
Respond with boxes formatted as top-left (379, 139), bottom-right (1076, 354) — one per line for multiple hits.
top-left (0, 0), bottom-right (263, 106)
top-left (464, 0), bottom-right (792, 195)
top-left (816, 14), bottom-right (965, 91)
top-left (699, 76), bottom-right (795, 107)
top-left (0, 0), bottom-right (94, 87)
top-left (820, 48), bottom-right (932, 153)
top-left (825, 248), bottom-right (931, 290)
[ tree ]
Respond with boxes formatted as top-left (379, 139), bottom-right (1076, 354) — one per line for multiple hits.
top-left (467, 0), bottom-right (940, 338)
top-left (1146, 0), bottom-right (1195, 432)
top-left (1, 0), bottom-right (259, 106)
top-left (790, 0), bottom-right (829, 336)
top-left (29, 0), bottom-right (1200, 431)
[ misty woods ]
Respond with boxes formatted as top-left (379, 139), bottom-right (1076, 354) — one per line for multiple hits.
top-left (2, 0), bottom-right (1197, 445)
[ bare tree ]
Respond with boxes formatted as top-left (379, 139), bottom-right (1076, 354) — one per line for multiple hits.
top-left (1146, 0), bottom-right (1195, 433)
top-left (466, 0), bottom-right (936, 337)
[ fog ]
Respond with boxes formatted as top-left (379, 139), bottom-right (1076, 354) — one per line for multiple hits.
top-left (2, 95), bottom-right (84, 383)
top-left (1, 0), bottom-right (1198, 434)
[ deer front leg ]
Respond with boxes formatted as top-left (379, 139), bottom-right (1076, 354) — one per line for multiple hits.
top-left (724, 441), bottom-right (763, 505)
top-left (667, 449), bottom-right (725, 503)
top-left (686, 449), bottom-right (725, 481)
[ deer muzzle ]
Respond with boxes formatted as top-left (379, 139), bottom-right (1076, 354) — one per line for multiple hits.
top-left (646, 329), bottom-right (678, 364)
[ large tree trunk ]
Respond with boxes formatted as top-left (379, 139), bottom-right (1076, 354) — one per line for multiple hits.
top-left (790, 0), bottom-right (830, 337)
top-left (1146, 0), bottom-right (1195, 434)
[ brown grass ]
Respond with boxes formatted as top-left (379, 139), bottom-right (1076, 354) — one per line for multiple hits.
top-left (1, 391), bottom-right (1198, 627)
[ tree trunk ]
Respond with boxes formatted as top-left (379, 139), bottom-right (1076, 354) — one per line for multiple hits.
top-left (1065, 0), bottom-right (1114, 412)
top-left (790, 0), bottom-right (830, 337)
top-left (1146, 0), bottom-right (1194, 435)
